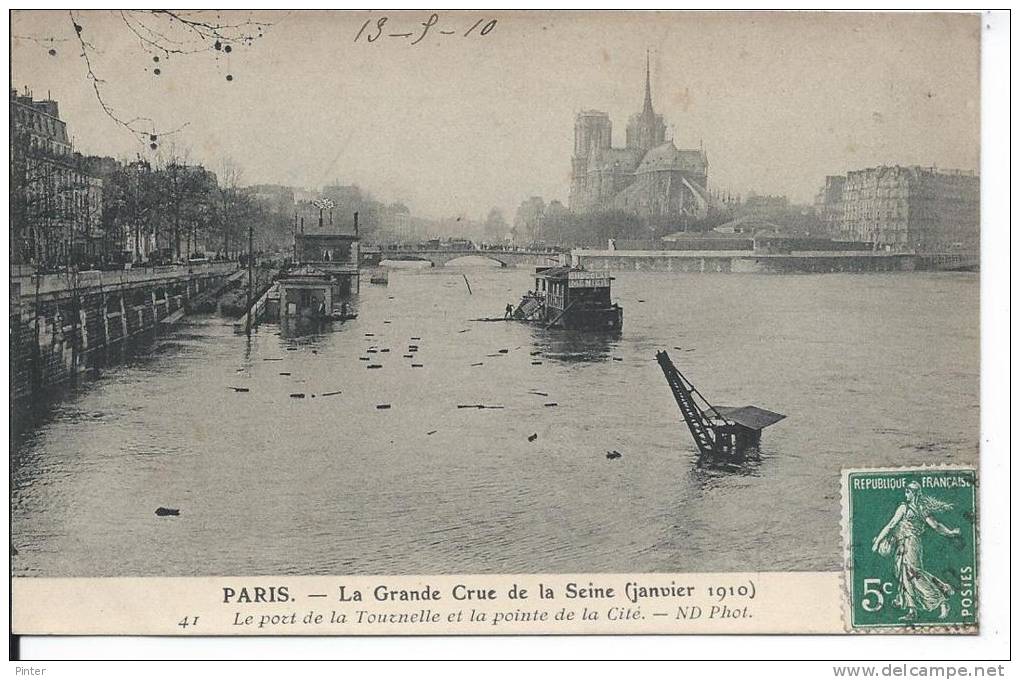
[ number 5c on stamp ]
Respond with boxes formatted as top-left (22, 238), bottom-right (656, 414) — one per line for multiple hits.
top-left (842, 466), bottom-right (978, 632)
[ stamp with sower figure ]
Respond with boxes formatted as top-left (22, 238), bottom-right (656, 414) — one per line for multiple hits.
top-left (842, 467), bottom-right (977, 632)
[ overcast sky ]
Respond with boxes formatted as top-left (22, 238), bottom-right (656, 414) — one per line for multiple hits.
top-left (12, 10), bottom-right (980, 220)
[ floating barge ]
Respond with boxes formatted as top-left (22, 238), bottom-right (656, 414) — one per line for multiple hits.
top-left (513, 266), bottom-right (623, 331)
top-left (656, 350), bottom-right (785, 466)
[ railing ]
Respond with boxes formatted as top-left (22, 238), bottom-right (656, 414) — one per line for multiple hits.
top-left (11, 261), bottom-right (238, 298)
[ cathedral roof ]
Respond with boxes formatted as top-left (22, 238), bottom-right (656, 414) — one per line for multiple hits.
top-left (586, 146), bottom-right (642, 173)
top-left (636, 141), bottom-right (708, 175)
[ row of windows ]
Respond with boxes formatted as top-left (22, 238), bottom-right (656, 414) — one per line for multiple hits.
top-left (14, 107), bottom-right (65, 139)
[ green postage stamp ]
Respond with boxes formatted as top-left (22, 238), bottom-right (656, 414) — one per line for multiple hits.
top-left (842, 467), bottom-right (978, 633)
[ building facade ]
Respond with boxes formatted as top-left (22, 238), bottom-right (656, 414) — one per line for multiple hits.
top-left (11, 88), bottom-right (105, 267)
top-left (293, 232), bottom-right (360, 298)
top-left (817, 166), bottom-right (979, 253)
top-left (569, 58), bottom-right (711, 230)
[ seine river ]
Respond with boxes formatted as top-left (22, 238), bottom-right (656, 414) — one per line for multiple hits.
top-left (11, 266), bottom-right (979, 577)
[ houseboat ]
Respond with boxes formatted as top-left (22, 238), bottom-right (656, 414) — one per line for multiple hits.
top-left (512, 266), bottom-right (623, 331)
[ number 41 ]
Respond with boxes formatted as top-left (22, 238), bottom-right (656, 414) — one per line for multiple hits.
top-left (178, 615), bottom-right (200, 629)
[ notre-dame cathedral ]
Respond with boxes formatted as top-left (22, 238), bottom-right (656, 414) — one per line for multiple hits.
top-left (568, 57), bottom-right (711, 229)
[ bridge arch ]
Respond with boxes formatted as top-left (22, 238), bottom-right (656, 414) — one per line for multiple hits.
top-left (441, 253), bottom-right (508, 268)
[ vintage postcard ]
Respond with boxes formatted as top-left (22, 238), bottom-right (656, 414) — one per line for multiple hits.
top-left (9, 10), bottom-right (986, 640)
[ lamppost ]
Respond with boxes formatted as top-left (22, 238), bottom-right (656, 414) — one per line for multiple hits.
top-left (312, 198), bottom-right (335, 230)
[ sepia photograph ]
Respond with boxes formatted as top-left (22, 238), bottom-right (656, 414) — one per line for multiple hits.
top-left (8, 9), bottom-right (999, 648)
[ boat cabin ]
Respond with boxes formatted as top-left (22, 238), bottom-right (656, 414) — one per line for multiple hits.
top-left (517, 266), bottom-right (622, 330)
top-left (278, 266), bottom-right (333, 318)
top-left (534, 266), bottom-right (613, 314)
top-left (709, 405), bottom-right (787, 455)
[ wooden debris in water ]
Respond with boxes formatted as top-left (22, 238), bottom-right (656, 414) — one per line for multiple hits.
top-left (263, 358), bottom-right (283, 361)
top-left (529, 390), bottom-right (549, 396)
top-left (426, 430), bottom-right (437, 435)
top-left (527, 433), bottom-right (538, 442)
top-left (279, 372), bottom-right (291, 376)
top-left (367, 364), bottom-right (383, 369)
top-left (411, 364), bottom-right (424, 368)
top-left (228, 386), bottom-right (250, 392)
top-left (376, 404), bottom-right (391, 409)
top-left (403, 354), bottom-right (414, 358)
top-left (606, 450), bottom-right (622, 460)
top-left (531, 361), bottom-right (543, 365)
top-left (498, 349), bottom-right (509, 354)
top-left (359, 357), bottom-right (370, 361)
top-left (612, 357), bottom-right (623, 361)
top-left (471, 362), bottom-right (484, 366)
top-left (289, 393), bottom-right (305, 398)
top-left (457, 404), bottom-right (505, 409)
top-left (544, 402), bottom-right (558, 407)
top-left (155, 507), bottom-right (179, 517)
top-left (321, 390), bottom-right (342, 397)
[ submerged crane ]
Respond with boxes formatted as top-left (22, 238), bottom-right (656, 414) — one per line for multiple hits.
top-left (655, 350), bottom-right (785, 465)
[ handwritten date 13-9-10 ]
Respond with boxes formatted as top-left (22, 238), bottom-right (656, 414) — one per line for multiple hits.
top-left (355, 14), bottom-right (498, 45)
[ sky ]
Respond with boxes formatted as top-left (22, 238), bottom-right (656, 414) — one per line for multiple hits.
top-left (11, 10), bottom-right (981, 220)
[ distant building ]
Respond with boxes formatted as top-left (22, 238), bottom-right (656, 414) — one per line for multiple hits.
top-left (250, 184), bottom-right (295, 215)
top-left (744, 194), bottom-right (789, 213)
top-left (10, 87), bottom-right (103, 266)
top-left (569, 57), bottom-right (711, 230)
top-left (817, 166), bottom-right (979, 252)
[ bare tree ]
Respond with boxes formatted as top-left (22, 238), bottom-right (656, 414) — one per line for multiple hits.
top-left (14, 10), bottom-right (272, 147)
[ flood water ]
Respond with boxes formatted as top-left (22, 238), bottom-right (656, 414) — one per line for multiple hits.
top-left (11, 266), bottom-right (979, 576)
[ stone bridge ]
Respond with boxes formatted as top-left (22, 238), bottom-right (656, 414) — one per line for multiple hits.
top-left (368, 247), bottom-right (564, 268)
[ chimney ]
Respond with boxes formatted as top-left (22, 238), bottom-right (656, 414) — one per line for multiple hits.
top-left (354, 211), bottom-right (359, 236)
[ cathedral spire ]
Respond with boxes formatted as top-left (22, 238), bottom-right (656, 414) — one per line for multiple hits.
top-left (643, 50), bottom-right (654, 115)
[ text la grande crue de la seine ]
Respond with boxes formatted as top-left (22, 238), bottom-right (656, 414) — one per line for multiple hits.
top-left (221, 579), bottom-right (756, 606)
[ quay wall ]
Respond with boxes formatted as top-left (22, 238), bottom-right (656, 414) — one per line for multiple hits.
top-left (10, 264), bottom-right (235, 403)
top-left (571, 250), bottom-right (917, 273)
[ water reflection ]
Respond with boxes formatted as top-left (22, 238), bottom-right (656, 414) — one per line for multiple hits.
top-left (531, 329), bottom-right (621, 362)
